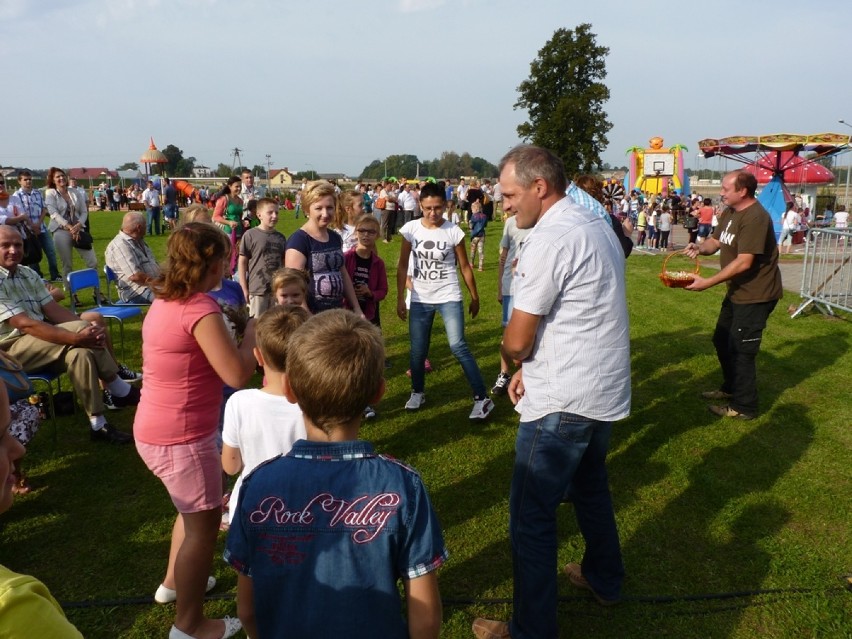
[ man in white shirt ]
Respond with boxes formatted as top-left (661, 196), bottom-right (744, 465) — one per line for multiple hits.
top-left (473, 145), bottom-right (630, 639)
top-left (398, 183), bottom-right (417, 225)
top-left (140, 180), bottom-right (162, 236)
top-left (240, 169), bottom-right (259, 211)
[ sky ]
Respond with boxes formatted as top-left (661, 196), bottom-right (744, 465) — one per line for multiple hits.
top-left (2, 0), bottom-right (851, 177)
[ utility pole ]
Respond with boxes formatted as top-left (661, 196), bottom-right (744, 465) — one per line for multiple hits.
top-left (230, 147), bottom-right (243, 172)
top-left (265, 154), bottom-right (272, 190)
top-left (839, 120), bottom-right (852, 206)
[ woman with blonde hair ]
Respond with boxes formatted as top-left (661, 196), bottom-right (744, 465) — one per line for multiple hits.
top-left (284, 181), bottom-right (361, 314)
top-left (134, 223), bottom-right (256, 639)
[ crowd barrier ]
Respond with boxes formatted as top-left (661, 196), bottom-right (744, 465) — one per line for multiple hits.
top-left (792, 228), bottom-right (852, 318)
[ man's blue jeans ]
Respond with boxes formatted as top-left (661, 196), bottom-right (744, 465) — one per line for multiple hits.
top-left (146, 206), bottom-right (161, 235)
top-left (36, 230), bottom-right (61, 280)
top-left (408, 300), bottom-right (486, 398)
top-left (509, 412), bottom-right (624, 639)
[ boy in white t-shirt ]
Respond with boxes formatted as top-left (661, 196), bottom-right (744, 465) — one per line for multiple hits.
top-left (396, 182), bottom-right (494, 420)
top-left (221, 305), bottom-right (309, 524)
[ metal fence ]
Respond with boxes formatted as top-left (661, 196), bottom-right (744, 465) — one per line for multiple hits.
top-left (792, 228), bottom-right (852, 318)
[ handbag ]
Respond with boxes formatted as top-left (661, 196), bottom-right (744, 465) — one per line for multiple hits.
top-left (375, 197), bottom-right (387, 209)
top-left (0, 350), bottom-right (35, 402)
top-left (73, 229), bottom-right (94, 250)
top-left (21, 228), bottom-right (43, 266)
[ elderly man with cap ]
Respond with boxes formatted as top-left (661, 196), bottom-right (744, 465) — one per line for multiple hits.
top-left (105, 212), bottom-right (160, 304)
top-left (0, 226), bottom-right (139, 444)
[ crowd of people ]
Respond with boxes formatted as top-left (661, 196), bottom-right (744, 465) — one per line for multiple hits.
top-left (0, 150), bottom-right (796, 638)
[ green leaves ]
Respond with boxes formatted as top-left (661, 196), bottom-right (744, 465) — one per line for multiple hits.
top-left (515, 23), bottom-right (612, 178)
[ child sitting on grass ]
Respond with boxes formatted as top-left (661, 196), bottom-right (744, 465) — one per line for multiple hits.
top-left (221, 305), bottom-right (308, 525)
top-left (225, 310), bottom-right (447, 639)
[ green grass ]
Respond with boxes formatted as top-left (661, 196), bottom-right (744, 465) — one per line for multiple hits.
top-left (2, 209), bottom-right (850, 638)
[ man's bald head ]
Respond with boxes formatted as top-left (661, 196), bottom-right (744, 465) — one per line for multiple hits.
top-left (121, 212), bottom-right (147, 236)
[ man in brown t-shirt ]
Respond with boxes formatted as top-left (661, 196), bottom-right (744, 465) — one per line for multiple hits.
top-left (684, 170), bottom-right (782, 420)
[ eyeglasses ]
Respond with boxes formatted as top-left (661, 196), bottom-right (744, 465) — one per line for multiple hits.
top-left (356, 229), bottom-right (378, 235)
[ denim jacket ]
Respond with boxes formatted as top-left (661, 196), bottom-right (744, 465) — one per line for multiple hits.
top-left (225, 439), bottom-right (448, 639)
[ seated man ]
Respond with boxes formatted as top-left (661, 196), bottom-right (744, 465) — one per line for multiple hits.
top-left (0, 226), bottom-right (138, 444)
top-left (105, 212), bottom-right (160, 304)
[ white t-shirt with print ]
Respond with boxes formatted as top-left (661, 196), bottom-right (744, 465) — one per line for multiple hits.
top-left (400, 219), bottom-right (465, 304)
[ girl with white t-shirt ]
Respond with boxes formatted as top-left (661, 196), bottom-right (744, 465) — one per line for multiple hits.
top-left (396, 182), bottom-right (494, 420)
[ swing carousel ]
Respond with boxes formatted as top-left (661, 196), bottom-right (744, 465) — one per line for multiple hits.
top-left (697, 133), bottom-right (851, 234)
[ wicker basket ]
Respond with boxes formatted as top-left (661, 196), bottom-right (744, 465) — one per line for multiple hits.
top-left (659, 251), bottom-right (700, 288)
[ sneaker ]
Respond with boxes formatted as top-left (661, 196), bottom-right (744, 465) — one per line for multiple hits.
top-left (404, 392), bottom-right (425, 411)
top-left (363, 405), bottom-right (376, 420)
top-left (90, 422), bottom-right (134, 444)
top-left (472, 618), bottom-right (511, 639)
top-left (108, 386), bottom-right (141, 409)
top-left (469, 398), bottom-right (495, 420)
top-left (563, 562), bottom-right (620, 606)
top-left (701, 389), bottom-right (732, 400)
top-left (155, 576), bottom-right (216, 604)
top-left (117, 363), bottom-right (143, 382)
top-left (708, 404), bottom-right (754, 420)
top-left (103, 389), bottom-right (121, 411)
top-left (491, 372), bottom-right (512, 396)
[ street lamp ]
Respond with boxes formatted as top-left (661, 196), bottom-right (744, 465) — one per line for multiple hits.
top-left (839, 119), bottom-right (852, 206)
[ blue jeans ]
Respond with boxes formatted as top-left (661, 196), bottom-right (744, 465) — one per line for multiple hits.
top-left (146, 206), bottom-right (161, 235)
top-left (509, 412), bottom-right (623, 639)
top-left (37, 230), bottom-right (61, 280)
top-left (408, 300), bottom-right (486, 398)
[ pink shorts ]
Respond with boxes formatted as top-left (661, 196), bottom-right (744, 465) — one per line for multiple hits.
top-left (136, 432), bottom-right (222, 513)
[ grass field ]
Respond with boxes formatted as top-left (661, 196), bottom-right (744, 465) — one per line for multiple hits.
top-left (2, 209), bottom-right (850, 638)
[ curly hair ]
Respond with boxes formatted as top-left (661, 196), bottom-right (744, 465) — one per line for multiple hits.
top-left (45, 167), bottom-right (67, 189)
top-left (151, 223), bottom-right (229, 301)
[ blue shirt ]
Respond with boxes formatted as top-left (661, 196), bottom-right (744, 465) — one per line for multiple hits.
top-left (225, 439), bottom-right (447, 639)
top-left (566, 182), bottom-right (609, 220)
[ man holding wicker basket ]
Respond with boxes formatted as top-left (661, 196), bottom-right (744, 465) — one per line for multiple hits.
top-left (683, 170), bottom-right (782, 421)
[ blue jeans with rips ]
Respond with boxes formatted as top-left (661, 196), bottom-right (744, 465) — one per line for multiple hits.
top-left (408, 300), bottom-right (486, 399)
top-left (509, 412), bottom-right (624, 639)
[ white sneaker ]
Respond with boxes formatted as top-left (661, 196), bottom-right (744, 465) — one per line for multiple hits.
top-left (405, 392), bottom-right (425, 411)
top-left (469, 398), bottom-right (495, 420)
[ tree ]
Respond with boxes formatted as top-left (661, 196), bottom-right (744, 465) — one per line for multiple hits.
top-left (215, 163), bottom-right (232, 178)
top-left (515, 24), bottom-right (612, 178)
top-left (251, 164), bottom-right (265, 177)
top-left (116, 161), bottom-right (139, 171)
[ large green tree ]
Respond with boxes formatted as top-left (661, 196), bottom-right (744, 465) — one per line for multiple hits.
top-left (161, 144), bottom-right (196, 177)
top-left (515, 24), bottom-right (611, 178)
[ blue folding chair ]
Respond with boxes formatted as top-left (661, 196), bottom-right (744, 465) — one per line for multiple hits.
top-left (103, 265), bottom-right (152, 307)
top-left (66, 269), bottom-right (143, 360)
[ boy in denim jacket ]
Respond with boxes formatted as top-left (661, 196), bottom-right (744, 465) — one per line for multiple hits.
top-left (226, 310), bottom-right (446, 639)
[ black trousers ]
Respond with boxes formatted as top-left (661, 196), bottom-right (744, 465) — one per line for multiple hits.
top-left (712, 297), bottom-right (777, 415)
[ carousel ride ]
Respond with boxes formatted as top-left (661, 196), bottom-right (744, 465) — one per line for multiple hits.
top-left (698, 133), bottom-right (851, 233)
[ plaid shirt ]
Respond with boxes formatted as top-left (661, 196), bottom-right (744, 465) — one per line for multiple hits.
top-left (0, 265), bottom-right (53, 343)
top-left (10, 188), bottom-right (46, 230)
top-left (104, 231), bottom-right (159, 302)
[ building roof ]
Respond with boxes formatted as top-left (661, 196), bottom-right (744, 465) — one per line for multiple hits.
top-left (66, 167), bottom-right (118, 180)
